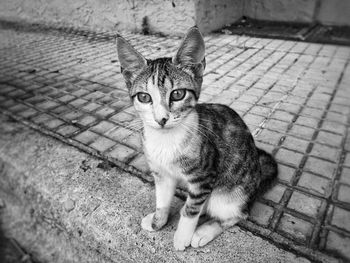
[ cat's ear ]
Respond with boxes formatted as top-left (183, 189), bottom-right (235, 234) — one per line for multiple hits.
top-left (116, 35), bottom-right (147, 84)
top-left (172, 26), bottom-right (205, 68)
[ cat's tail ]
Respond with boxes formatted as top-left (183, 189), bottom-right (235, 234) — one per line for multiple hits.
top-left (257, 148), bottom-right (278, 192)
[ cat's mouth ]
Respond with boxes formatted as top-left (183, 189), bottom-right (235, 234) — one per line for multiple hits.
top-left (145, 122), bottom-right (176, 131)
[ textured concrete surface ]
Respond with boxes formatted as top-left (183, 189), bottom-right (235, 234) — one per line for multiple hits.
top-left (316, 0), bottom-right (350, 27)
top-left (0, 0), bottom-right (243, 35)
top-left (243, 0), bottom-right (317, 23)
top-left (0, 21), bottom-right (349, 262)
top-left (0, 115), bottom-right (311, 263)
top-left (0, 0), bottom-right (197, 35)
top-left (0, 0), bottom-right (349, 37)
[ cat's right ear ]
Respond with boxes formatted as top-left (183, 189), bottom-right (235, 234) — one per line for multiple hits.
top-left (116, 35), bottom-right (147, 85)
top-left (172, 27), bottom-right (205, 68)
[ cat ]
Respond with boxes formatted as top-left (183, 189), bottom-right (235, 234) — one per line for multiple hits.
top-left (116, 26), bottom-right (278, 251)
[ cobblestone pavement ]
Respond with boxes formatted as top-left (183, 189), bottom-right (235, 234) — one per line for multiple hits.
top-left (0, 20), bottom-right (349, 262)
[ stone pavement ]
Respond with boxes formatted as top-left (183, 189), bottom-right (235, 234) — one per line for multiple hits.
top-left (0, 20), bottom-right (349, 261)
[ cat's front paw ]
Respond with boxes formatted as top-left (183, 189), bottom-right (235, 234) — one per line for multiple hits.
top-left (173, 228), bottom-right (193, 251)
top-left (141, 212), bottom-right (156, 232)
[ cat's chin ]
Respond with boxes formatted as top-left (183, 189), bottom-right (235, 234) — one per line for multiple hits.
top-left (144, 124), bottom-right (176, 131)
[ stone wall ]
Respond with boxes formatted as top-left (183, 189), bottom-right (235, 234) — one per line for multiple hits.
top-left (0, 0), bottom-right (349, 36)
top-left (0, 0), bottom-right (198, 35)
top-left (243, 0), bottom-right (350, 26)
top-left (243, 0), bottom-right (317, 23)
top-left (317, 0), bottom-right (350, 26)
top-left (195, 0), bottom-right (243, 33)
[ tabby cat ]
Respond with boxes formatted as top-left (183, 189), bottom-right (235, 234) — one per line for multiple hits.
top-left (116, 27), bottom-right (278, 251)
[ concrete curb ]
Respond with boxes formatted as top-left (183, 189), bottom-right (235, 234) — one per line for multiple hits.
top-left (0, 115), bottom-right (317, 262)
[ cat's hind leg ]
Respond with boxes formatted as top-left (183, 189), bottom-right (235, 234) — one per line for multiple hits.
top-left (191, 187), bottom-right (248, 247)
top-left (191, 219), bottom-right (223, 247)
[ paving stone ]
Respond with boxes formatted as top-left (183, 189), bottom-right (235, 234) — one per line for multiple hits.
top-left (337, 184), bottom-right (350, 203)
top-left (74, 130), bottom-right (99, 145)
top-left (271, 110), bottom-right (295, 123)
top-left (256, 129), bottom-right (283, 146)
top-left (325, 111), bottom-right (348, 124)
top-left (316, 131), bottom-right (343, 147)
top-left (106, 107), bottom-right (132, 123)
top-left (344, 153), bottom-right (350, 168)
top-left (321, 120), bottom-right (347, 135)
top-left (7, 104), bottom-right (28, 113)
top-left (82, 102), bottom-right (101, 112)
top-left (295, 116), bottom-right (319, 129)
top-left (278, 102), bottom-right (301, 114)
top-left (277, 213), bottom-right (313, 243)
top-left (340, 167), bottom-right (350, 185)
top-left (95, 107), bottom-right (115, 117)
top-left (331, 206), bottom-right (350, 232)
top-left (278, 164), bottom-right (296, 183)
top-left (243, 113), bottom-right (265, 127)
top-left (129, 154), bottom-right (149, 173)
top-left (71, 89), bottom-right (90, 97)
top-left (90, 136), bottom-right (116, 152)
top-left (36, 100), bottom-right (60, 110)
top-left (287, 191), bottom-right (322, 218)
top-left (263, 184), bottom-right (286, 203)
top-left (77, 115), bottom-right (97, 126)
top-left (44, 118), bottom-right (64, 129)
top-left (264, 119), bottom-right (289, 133)
top-left (249, 202), bottom-right (274, 227)
top-left (90, 121), bottom-right (116, 134)
top-left (58, 94), bottom-right (75, 102)
top-left (297, 172), bottom-right (330, 195)
top-left (51, 105), bottom-right (70, 114)
top-left (17, 108), bottom-right (38, 118)
top-left (1, 99), bottom-right (17, 109)
top-left (70, 98), bottom-right (87, 107)
top-left (249, 105), bottom-right (271, 117)
top-left (288, 125), bottom-right (315, 141)
top-left (56, 125), bottom-right (79, 136)
top-left (109, 144), bottom-right (136, 162)
top-left (329, 103), bottom-right (350, 115)
top-left (254, 141), bottom-right (274, 153)
top-left (109, 100), bottom-right (130, 111)
top-left (31, 113), bottom-right (53, 124)
top-left (275, 148), bottom-right (303, 168)
top-left (326, 231), bottom-right (350, 260)
top-left (310, 143), bottom-right (340, 163)
top-left (122, 132), bottom-right (142, 151)
top-left (304, 157), bottom-right (336, 178)
top-left (282, 136), bottom-right (309, 153)
top-left (84, 91), bottom-right (105, 101)
top-left (62, 111), bottom-right (83, 121)
top-left (107, 126), bottom-right (134, 141)
top-left (230, 101), bottom-right (252, 113)
top-left (301, 107), bottom-right (324, 119)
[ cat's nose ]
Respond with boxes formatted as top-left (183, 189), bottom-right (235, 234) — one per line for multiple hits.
top-left (156, 117), bottom-right (168, 127)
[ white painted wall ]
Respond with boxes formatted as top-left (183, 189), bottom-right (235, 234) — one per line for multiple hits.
top-left (0, 0), bottom-right (348, 36)
top-left (243, 0), bottom-right (317, 23)
top-left (317, 0), bottom-right (350, 26)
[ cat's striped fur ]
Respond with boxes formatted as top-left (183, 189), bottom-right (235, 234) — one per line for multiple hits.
top-left (116, 27), bottom-right (278, 251)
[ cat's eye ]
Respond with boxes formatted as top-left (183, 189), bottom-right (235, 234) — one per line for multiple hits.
top-left (170, 89), bottom-right (186, 101)
top-left (137, 92), bottom-right (152, 103)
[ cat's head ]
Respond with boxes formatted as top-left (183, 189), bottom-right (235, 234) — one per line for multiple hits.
top-left (116, 27), bottom-right (205, 130)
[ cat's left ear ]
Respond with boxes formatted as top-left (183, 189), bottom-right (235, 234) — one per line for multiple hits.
top-left (172, 26), bottom-right (205, 74)
top-left (116, 35), bottom-right (147, 86)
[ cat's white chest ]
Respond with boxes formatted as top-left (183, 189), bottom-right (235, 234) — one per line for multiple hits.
top-left (143, 127), bottom-right (187, 176)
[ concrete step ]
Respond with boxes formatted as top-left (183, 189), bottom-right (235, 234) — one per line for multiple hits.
top-left (0, 115), bottom-right (318, 263)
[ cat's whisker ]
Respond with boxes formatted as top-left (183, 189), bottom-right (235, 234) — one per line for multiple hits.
top-left (122, 119), bottom-right (144, 131)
